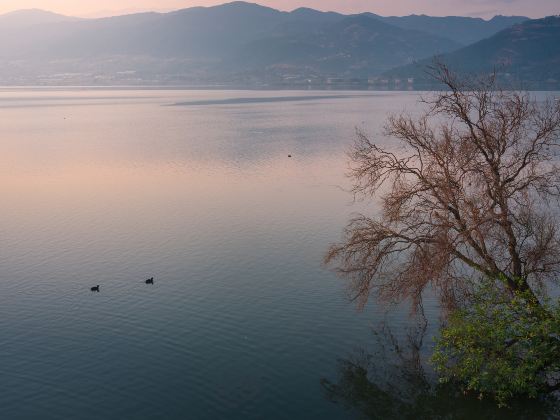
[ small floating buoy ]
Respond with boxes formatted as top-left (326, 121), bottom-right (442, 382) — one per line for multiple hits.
top-left (90, 285), bottom-right (100, 292)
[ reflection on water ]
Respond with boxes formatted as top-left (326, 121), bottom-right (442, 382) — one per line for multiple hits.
top-left (0, 88), bottom-right (415, 420)
top-left (321, 311), bottom-right (559, 419)
top-left (172, 94), bottom-right (382, 106)
top-left (1, 88), bottom-right (553, 419)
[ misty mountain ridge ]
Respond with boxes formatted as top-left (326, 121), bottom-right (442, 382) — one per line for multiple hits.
top-left (0, 2), bottom-right (525, 46)
top-left (385, 16), bottom-right (560, 87)
top-left (0, 9), bottom-right (79, 28)
top-left (367, 13), bottom-right (527, 45)
top-left (0, 1), bottom-right (545, 86)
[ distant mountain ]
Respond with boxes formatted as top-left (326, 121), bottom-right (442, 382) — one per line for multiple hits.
top-left (235, 14), bottom-right (461, 77)
top-left (0, 1), bottom-right (538, 86)
top-left (0, 9), bottom-right (78, 28)
top-left (384, 16), bottom-right (560, 87)
top-left (370, 14), bottom-right (528, 45)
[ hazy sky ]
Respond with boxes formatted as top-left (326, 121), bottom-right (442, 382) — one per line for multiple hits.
top-left (0, 0), bottom-right (558, 19)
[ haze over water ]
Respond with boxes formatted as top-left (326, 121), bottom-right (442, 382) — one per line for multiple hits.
top-left (0, 89), bottom-right (429, 419)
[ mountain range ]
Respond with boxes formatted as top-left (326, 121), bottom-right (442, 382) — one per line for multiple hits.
top-left (0, 2), bottom-right (554, 87)
top-left (0, 9), bottom-right (78, 28)
top-left (385, 16), bottom-right (560, 87)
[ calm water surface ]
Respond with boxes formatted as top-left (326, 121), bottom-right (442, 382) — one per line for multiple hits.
top-left (0, 89), bottom-right (533, 419)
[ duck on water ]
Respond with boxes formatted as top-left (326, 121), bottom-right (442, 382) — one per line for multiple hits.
top-left (89, 277), bottom-right (154, 292)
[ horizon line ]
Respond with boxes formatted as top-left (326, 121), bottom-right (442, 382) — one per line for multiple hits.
top-left (0, 1), bottom-right (538, 21)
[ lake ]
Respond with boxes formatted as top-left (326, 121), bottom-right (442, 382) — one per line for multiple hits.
top-left (0, 89), bottom-right (547, 419)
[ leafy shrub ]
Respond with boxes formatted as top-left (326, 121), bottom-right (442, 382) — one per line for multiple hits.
top-left (433, 285), bottom-right (560, 406)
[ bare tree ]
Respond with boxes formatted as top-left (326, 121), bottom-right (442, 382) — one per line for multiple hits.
top-left (326, 63), bottom-right (560, 310)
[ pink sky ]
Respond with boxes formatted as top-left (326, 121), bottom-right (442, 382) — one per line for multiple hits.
top-left (0, 0), bottom-right (557, 19)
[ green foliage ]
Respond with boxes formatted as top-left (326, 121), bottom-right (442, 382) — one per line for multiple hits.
top-left (432, 285), bottom-right (560, 406)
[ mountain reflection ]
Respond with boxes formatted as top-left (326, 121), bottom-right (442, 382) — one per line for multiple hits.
top-left (321, 314), bottom-right (558, 419)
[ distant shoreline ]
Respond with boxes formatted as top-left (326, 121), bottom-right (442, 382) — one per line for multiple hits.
top-left (0, 83), bottom-right (559, 92)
